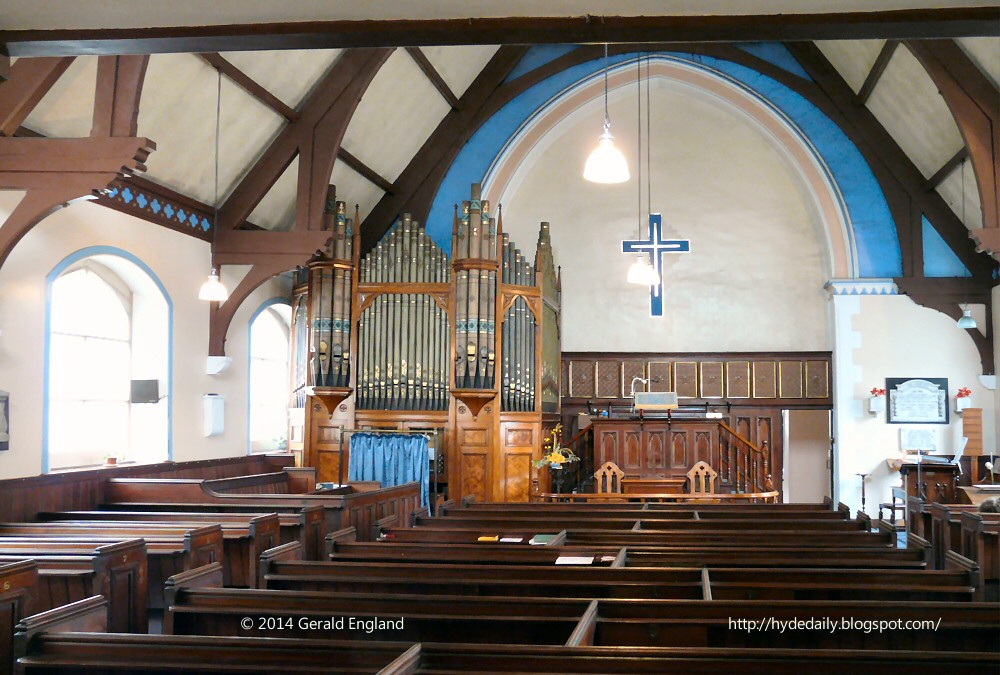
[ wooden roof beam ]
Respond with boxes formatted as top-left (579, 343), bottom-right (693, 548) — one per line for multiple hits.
top-left (198, 52), bottom-right (299, 122)
top-left (4, 8), bottom-right (999, 56)
top-left (337, 146), bottom-right (396, 194)
top-left (406, 47), bottom-right (460, 110)
top-left (856, 40), bottom-right (898, 105)
top-left (924, 147), bottom-right (969, 192)
top-left (0, 56), bottom-right (74, 136)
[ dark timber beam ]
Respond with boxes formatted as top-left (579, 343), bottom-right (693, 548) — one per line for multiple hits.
top-left (924, 147), bottom-right (969, 192)
top-left (91, 55), bottom-right (148, 138)
top-left (855, 40), bottom-right (898, 105)
top-left (199, 52), bottom-right (299, 122)
top-left (785, 41), bottom-right (996, 281)
top-left (0, 56), bottom-right (74, 136)
top-left (3, 8), bottom-right (998, 56)
top-left (906, 40), bottom-right (999, 252)
top-left (406, 47), bottom-right (460, 109)
top-left (337, 147), bottom-right (396, 194)
top-left (208, 47), bottom-right (393, 356)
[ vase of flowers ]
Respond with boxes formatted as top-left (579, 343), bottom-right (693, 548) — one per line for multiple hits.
top-left (868, 387), bottom-right (886, 415)
top-left (533, 424), bottom-right (578, 494)
top-left (955, 387), bottom-right (972, 413)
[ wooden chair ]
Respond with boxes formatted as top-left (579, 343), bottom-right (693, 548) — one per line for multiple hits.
top-left (594, 462), bottom-right (624, 494)
top-left (687, 461), bottom-right (718, 495)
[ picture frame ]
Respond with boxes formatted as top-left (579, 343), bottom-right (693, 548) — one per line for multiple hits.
top-left (886, 377), bottom-right (948, 425)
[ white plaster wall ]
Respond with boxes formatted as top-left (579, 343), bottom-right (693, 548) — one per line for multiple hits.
top-left (495, 78), bottom-right (831, 352)
top-left (785, 409), bottom-right (832, 504)
top-left (833, 293), bottom-right (996, 516)
top-left (0, 200), bottom-right (288, 479)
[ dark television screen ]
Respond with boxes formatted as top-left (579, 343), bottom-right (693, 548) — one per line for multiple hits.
top-left (130, 379), bottom-right (160, 404)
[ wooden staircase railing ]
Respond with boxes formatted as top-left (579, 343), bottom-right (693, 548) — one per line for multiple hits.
top-left (564, 425), bottom-right (594, 492)
top-left (718, 421), bottom-right (774, 494)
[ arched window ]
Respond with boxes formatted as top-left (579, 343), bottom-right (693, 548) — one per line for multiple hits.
top-left (248, 302), bottom-right (292, 453)
top-left (47, 253), bottom-right (170, 470)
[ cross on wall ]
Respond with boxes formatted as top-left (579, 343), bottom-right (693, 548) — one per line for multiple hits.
top-left (621, 213), bottom-right (690, 317)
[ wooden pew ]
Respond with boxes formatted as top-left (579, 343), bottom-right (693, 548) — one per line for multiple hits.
top-left (415, 513), bottom-right (867, 530)
top-left (1, 561), bottom-right (37, 675)
top-left (0, 524), bottom-right (220, 610)
top-left (960, 511), bottom-right (1000, 599)
top-left (34, 513), bottom-right (281, 587)
top-left (0, 539), bottom-right (147, 633)
top-left (106, 478), bottom-right (421, 540)
top-left (261, 542), bottom-right (976, 602)
top-left (200, 468), bottom-right (317, 494)
top-left (163, 563), bottom-right (587, 646)
top-left (98, 503), bottom-right (327, 560)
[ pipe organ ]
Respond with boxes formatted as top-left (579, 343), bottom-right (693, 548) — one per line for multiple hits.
top-left (301, 183), bottom-right (561, 503)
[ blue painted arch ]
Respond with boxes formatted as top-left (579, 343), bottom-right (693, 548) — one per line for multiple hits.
top-left (425, 50), bottom-right (902, 279)
top-left (43, 246), bottom-right (174, 472)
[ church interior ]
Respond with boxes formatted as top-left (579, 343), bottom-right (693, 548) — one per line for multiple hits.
top-left (0, 1), bottom-right (998, 672)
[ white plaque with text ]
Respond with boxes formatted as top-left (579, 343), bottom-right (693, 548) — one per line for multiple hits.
top-left (888, 379), bottom-right (947, 424)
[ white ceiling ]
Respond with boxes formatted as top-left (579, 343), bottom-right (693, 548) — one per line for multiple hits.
top-left (4, 1), bottom-right (996, 30)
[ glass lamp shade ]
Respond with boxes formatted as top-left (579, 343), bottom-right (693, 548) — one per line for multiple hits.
top-left (583, 129), bottom-right (630, 184)
top-left (198, 269), bottom-right (229, 302)
top-left (627, 256), bottom-right (660, 286)
top-left (957, 308), bottom-right (977, 329)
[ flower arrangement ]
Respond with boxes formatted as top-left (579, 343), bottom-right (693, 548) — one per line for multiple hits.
top-left (957, 387), bottom-right (972, 398)
top-left (870, 387), bottom-right (886, 397)
top-left (532, 423), bottom-right (579, 468)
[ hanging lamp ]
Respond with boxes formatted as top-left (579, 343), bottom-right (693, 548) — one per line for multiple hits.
top-left (583, 44), bottom-right (629, 184)
top-left (200, 69), bottom-right (229, 303)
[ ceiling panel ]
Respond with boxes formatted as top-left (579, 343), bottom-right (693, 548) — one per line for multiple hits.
top-left (340, 49), bottom-right (452, 184)
top-left (138, 53), bottom-right (287, 204)
top-left (958, 37), bottom-right (1000, 90)
top-left (247, 157), bottom-right (298, 231)
top-left (421, 45), bottom-right (500, 98)
top-left (815, 39), bottom-right (885, 93)
top-left (218, 49), bottom-right (342, 108)
top-left (331, 159), bottom-right (385, 226)
top-left (22, 55), bottom-right (97, 137)
top-left (936, 161), bottom-right (983, 231)
top-left (866, 46), bottom-right (963, 179)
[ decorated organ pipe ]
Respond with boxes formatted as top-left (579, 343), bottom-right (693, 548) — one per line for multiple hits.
top-left (306, 187), bottom-right (355, 391)
top-left (501, 233), bottom-right (538, 412)
top-left (453, 184), bottom-right (498, 391)
top-left (357, 215), bottom-right (451, 411)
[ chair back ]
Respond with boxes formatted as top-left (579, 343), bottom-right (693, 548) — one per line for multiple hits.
top-left (687, 461), bottom-right (718, 494)
top-left (594, 461), bottom-right (624, 494)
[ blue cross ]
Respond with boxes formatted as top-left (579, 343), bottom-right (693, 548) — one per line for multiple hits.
top-left (622, 213), bottom-right (690, 317)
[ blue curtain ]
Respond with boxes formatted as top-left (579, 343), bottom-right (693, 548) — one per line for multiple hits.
top-left (348, 433), bottom-right (429, 506)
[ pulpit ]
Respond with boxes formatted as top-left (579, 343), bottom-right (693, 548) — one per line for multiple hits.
top-left (899, 461), bottom-right (960, 504)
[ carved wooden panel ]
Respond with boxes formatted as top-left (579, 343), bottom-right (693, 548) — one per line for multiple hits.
top-left (700, 361), bottom-right (724, 398)
top-left (752, 361), bottom-right (776, 399)
top-left (623, 431), bottom-right (642, 471)
top-left (462, 428), bottom-right (488, 446)
top-left (726, 361), bottom-right (750, 399)
top-left (646, 430), bottom-right (667, 475)
top-left (461, 453), bottom-right (488, 503)
top-left (569, 360), bottom-right (595, 398)
top-left (595, 360), bottom-right (621, 399)
top-left (674, 362), bottom-right (698, 398)
top-left (505, 428), bottom-right (533, 447)
top-left (647, 361), bottom-right (671, 392)
top-left (599, 431), bottom-right (619, 468)
top-left (779, 361), bottom-right (803, 399)
top-left (621, 360), bottom-right (646, 398)
top-left (694, 431), bottom-right (713, 465)
top-left (805, 360), bottom-right (830, 399)
top-left (671, 433), bottom-right (688, 468)
top-left (504, 454), bottom-right (532, 502)
top-left (500, 420), bottom-right (537, 503)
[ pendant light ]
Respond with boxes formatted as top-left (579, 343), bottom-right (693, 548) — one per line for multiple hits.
top-left (200, 69), bottom-right (229, 303)
top-left (628, 53), bottom-right (659, 286)
top-left (956, 159), bottom-right (976, 329)
top-left (583, 44), bottom-right (629, 184)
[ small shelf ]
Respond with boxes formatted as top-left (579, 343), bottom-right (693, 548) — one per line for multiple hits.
top-left (307, 386), bottom-right (353, 417)
top-left (452, 389), bottom-right (497, 419)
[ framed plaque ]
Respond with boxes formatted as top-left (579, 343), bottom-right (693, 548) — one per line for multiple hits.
top-left (887, 378), bottom-right (948, 424)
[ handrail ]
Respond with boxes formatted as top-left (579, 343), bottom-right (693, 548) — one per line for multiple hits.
top-left (717, 421), bottom-right (773, 494)
top-left (564, 424), bottom-right (593, 450)
top-left (718, 421), bottom-right (764, 456)
top-left (564, 425), bottom-right (594, 493)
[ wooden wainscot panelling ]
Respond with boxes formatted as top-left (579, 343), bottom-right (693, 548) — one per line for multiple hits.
top-left (306, 398), bottom-right (354, 484)
top-left (778, 361), bottom-right (804, 399)
top-left (805, 360), bottom-right (830, 399)
top-left (453, 400), bottom-right (495, 503)
top-left (699, 361), bottom-right (724, 399)
top-left (752, 361), bottom-right (777, 399)
top-left (569, 360), bottom-right (595, 398)
top-left (673, 362), bottom-right (698, 398)
top-left (621, 360), bottom-right (646, 398)
top-left (671, 432), bottom-right (688, 469)
top-left (595, 360), bottom-right (622, 399)
top-left (647, 361), bottom-right (671, 392)
top-left (726, 361), bottom-right (750, 398)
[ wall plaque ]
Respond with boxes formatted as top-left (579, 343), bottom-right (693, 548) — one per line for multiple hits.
top-left (887, 378), bottom-right (948, 425)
